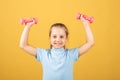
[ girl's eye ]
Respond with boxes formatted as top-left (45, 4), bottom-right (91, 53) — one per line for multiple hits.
top-left (60, 36), bottom-right (64, 38)
top-left (53, 36), bottom-right (57, 38)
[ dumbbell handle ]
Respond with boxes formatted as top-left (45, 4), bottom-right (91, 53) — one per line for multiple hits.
top-left (20, 18), bottom-right (38, 25)
top-left (77, 13), bottom-right (94, 23)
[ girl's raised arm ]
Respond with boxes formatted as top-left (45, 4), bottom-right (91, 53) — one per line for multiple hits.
top-left (78, 15), bottom-right (94, 56)
top-left (19, 20), bottom-right (36, 56)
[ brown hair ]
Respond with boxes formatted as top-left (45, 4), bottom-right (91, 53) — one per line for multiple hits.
top-left (49, 23), bottom-right (69, 48)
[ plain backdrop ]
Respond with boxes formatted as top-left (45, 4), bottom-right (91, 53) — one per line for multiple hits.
top-left (0, 0), bottom-right (120, 80)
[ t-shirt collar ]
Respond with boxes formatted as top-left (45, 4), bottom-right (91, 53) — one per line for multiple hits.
top-left (51, 47), bottom-right (65, 55)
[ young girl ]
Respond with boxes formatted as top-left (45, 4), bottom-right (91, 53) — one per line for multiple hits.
top-left (19, 15), bottom-right (94, 80)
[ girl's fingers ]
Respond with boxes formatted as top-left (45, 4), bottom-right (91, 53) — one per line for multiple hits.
top-left (80, 15), bottom-right (87, 22)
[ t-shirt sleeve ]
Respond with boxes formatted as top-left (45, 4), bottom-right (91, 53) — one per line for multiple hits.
top-left (35, 48), bottom-right (44, 62)
top-left (68, 48), bottom-right (79, 61)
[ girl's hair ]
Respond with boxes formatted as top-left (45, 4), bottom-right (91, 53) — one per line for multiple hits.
top-left (49, 23), bottom-right (69, 48)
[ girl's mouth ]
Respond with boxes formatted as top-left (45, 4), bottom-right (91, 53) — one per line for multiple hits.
top-left (54, 43), bottom-right (62, 45)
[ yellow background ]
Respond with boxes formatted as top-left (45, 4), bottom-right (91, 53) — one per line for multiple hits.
top-left (0, 0), bottom-right (120, 80)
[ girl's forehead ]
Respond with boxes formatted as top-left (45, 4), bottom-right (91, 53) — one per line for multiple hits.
top-left (51, 26), bottom-right (64, 30)
top-left (51, 27), bottom-right (66, 35)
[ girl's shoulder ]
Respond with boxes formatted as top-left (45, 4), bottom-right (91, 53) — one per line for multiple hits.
top-left (66, 47), bottom-right (79, 51)
top-left (36, 48), bottom-right (50, 53)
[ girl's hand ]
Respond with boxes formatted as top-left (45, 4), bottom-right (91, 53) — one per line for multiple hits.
top-left (80, 15), bottom-right (88, 23)
top-left (26, 18), bottom-right (35, 28)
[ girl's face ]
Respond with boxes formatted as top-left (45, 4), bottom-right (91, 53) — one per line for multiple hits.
top-left (50, 27), bottom-right (67, 48)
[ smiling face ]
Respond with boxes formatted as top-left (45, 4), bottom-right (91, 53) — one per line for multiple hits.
top-left (50, 26), bottom-right (68, 48)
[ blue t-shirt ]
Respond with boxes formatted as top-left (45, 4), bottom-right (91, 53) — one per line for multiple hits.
top-left (36, 47), bottom-right (79, 80)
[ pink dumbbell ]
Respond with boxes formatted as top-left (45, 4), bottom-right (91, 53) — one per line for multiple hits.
top-left (77, 13), bottom-right (94, 23)
top-left (20, 18), bottom-right (38, 25)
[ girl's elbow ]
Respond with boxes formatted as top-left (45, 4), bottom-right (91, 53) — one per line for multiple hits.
top-left (88, 40), bottom-right (94, 47)
top-left (19, 44), bottom-right (25, 49)
top-left (19, 45), bottom-right (24, 49)
top-left (90, 40), bottom-right (95, 46)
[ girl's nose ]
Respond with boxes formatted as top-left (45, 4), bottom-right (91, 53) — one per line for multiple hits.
top-left (56, 37), bottom-right (60, 42)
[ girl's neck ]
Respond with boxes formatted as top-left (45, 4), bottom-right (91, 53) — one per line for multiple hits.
top-left (52, 47), bottom-right (65, 50)
top-left (51, 47), bottom-right (65, 55)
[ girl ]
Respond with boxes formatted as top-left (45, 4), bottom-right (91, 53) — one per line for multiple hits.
top-left (19, 15), bottom-right (94, 80)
